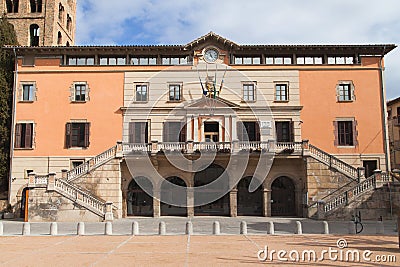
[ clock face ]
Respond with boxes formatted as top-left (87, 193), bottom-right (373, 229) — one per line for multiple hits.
top-left (204, 48), bottom-right (219, 63)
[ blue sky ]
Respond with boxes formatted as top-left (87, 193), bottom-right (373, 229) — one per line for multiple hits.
top-left (76, 0), bottom-right (399, 99)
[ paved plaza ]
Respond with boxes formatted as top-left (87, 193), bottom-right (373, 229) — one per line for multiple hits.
top-left (0, 217), bottom-right (398, 236)
top-left (0, 217), bottom-right (399, 266)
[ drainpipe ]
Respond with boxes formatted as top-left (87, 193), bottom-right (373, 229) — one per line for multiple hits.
top-left (378, 48), bottom-right (391, 172)
top-left (8, 48), bottom-right (18, 202)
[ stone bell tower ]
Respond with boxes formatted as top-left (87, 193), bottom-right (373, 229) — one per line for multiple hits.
top-left (1, 0), bottom-right (76, 46)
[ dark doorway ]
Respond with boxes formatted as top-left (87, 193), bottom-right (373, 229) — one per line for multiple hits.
top-left (204, 122), bottom-right (219, 142)
top-left (271, 176), bottom-right (296, 216)
top-left (126, 177), bottom-right (153, 216)
top-left (363, 160), bottom-right (378, 178)
top-left (237, 177), bottom-right (263, 216)
top-left (160, 177), bottom-right (187, 216)
top-left (194, 164), bottom-right (230, 216)
top-left (20, 188), bottom-right (29, 221)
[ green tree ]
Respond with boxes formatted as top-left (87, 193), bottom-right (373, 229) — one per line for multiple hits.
top-left (0, 15), bottom-right (18, 195)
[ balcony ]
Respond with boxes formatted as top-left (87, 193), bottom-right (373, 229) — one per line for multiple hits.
top-left (122, 140), bottom-right (308, 156)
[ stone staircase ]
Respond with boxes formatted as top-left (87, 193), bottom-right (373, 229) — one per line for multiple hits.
top-left (308, 144), bottom-right (359, 181)
top-left (26, 143), bottom-right (122, 221)
top-left (66, 143), bottom-right (121, 182)
top-left (314, 171), bottom-right (392, 219)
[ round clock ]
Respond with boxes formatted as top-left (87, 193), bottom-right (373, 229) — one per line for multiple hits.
top-left (204, 48), bottom-right (219, 63)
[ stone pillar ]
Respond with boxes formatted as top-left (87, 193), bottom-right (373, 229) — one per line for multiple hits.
top-left (374, 169), bottom-right (383, 187)
top-left (263, 189), bottom-right (271, 217)
top-left (193, 116), bottom-right (199, 142)
top-left (151, 140), bottom-right (159, 155)
top-left (47, 173), bottom-right (56, 191)
top-left (232, 139), bottom-right (239, 154)
top-left (28, 172), bottom-right (36, 186)
top-left (187, 140), bottom-right (194, 154)
top-left (224, 116), bottom-right (230, 142)
top-left (317, 200), bottom-right (325, 220)
top-left (231, 116), bottom-right (237, 140)
top-left (357, 167), bottom-right (366, 181)
top-left (61, 169), bottom-right (68, 179)
top-left (153, 190), bottom-right (160, 218)
top-left (230, 189), bottom-right (237, 217)
top-left (104, 202), bottom-right (114, 221)
top-left (116, 140), bottom-right (123, 158)
top-left (187, 187), bottom-right (194, 217)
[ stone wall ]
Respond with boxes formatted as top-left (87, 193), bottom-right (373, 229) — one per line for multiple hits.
top-left (325, 183), bottom-right (400, 220)
top-left (27, 158), bottom-right (122, 222)
top-left (306, 157), bottom-right (358, 217)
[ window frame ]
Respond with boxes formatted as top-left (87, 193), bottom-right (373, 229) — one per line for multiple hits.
top-left (19, 82), bottom-right (37, 102)
top-left (337, 81), bottom-right (355, 102)
top-left (135, 83), bottom-right (149, 102)
top-left (334, 119), bottom-right (358, 147)
top-left (168, 83), bottom-right (182, 102)
top-left (65, 122), bottom-right (90, 149)
top-left (128, 121), bottom-right (150, 143)
top-left (15, 122), bottom-right (34, 149)
top-left (242, 82), bottom-right (256, 102)
top-left (274, 82), bottom-right (289, 102)
top-left (70, 82), bottom-right (90, 102)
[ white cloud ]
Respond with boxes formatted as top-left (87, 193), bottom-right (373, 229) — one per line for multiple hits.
top-left (76, 0), bottom-right (400, 98)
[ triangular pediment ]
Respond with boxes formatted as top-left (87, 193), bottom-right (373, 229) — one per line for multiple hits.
top-left (185, 32), bottom-right (239, 50)
top-left (187, 96), bottom-right (240, 109)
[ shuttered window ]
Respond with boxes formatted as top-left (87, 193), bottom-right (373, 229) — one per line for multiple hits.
top-left (163, 122), bottom-right (187, 142)
top-left (128, 122), bottom-right (149, 143)
top-left (275, 121), bottom-right (294, 142)
top-left (237, 121), bottom-right (260, 141)
top-left (66, 123), bottom-right (90, 148)
top-left (15, 123), bottom-right (33, 149)
top-left (334, 120), bottom-right (357, 146)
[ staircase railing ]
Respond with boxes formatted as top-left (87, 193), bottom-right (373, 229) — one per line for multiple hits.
top-left (66, 145), bottom-right (118, 182)
top-left (319, 171), bottom-right (392, 217)
top-left (28, 173), bottom-right (112, 218)
top-left (308, 144), bottom-right (358, 180)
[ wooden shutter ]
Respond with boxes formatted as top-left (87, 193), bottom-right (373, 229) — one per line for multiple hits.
top-left (255, 122), bottom-right (260, 141)
top-left (15, 123), bottom-right (22, 148)
top-left (144, 122), bottom-right (149, 143)
top-left (128, 122), bottom-right (135, 143)
top-left (163, 122), bottom-right (168, 142)
top-left (25, 123), bottom-right (32, 148)
top-left (237, 122), bottom-right (244, 141)
top-left (180, 123), bottom-right (187, 142)
top-left (290, 121), bottom-right (294, 142)
top-left (333, 121), bottom-right (338, 146)
top-left (352, 120), bottom-right (358, 146)
top-left (65, 123), bottom-right (72, 148)
top-left (275, 122), bottom-right (282, 142)
top-left (84, 123), bottom-right (90, 147)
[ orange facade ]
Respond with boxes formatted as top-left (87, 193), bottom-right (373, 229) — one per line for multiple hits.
top-left (300, 58), bottom-right (385, 155)
top-left (14, 58), bottom-right (123, 157)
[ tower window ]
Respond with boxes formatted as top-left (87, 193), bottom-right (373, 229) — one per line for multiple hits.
top-left (30, 0), bottom-right (42, 13)
top-left (59, 4), bottom-right (65, 23)
top-left (66, 15), bottom-right (72, 32)
top-left (6, 0), bottom-right (19, 13)
top-left (30, 24), bottom-right (40, 46)
top-left (57, 31), bottom-right (62, 45)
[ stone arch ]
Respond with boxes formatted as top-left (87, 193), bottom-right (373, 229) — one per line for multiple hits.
top-left (237, 176), bottom-right (263, 216)
top-left (270, 176), bottom-right (297, 216)
top-left (160, 176), bottom-right (187, 216)
top-left (126, 176), bottom-right (153, 216)
top-left (194, 163), bottom-right (230, 216)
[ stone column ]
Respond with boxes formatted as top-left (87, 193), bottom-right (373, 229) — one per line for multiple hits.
top-left (357, 167), bottom-right (366, 181)
top-left (153, 190), bottom-right (160, 218)
top-left (230, 189), bottom-right (238, 217)
top-left (47, 173), bottom-right (56, 191)
top-left (317, 201), bottom-right (325, 220)
top-left (61, 169), bottom-right (68, 179)
top-left (224, 116), bottom-right (230, 142)
top-left (104, 202), bottom-right (114, 221)
top-left (193, 116), bottom-right (199, 142)
top-left (28, 172), bottom-right (36, 187)
top-left (187, 187), bottom-right (194, 217)
top-left (116, 140), bottom-right (123, 158)
top-left (263, 189), bottom-right (271, 217)
top-left (187, 140), bottom-right (194, 154)
top-left (374, 169), bottom-right (383, 188)
top-left (151, 140), bottom-right (159, 155)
